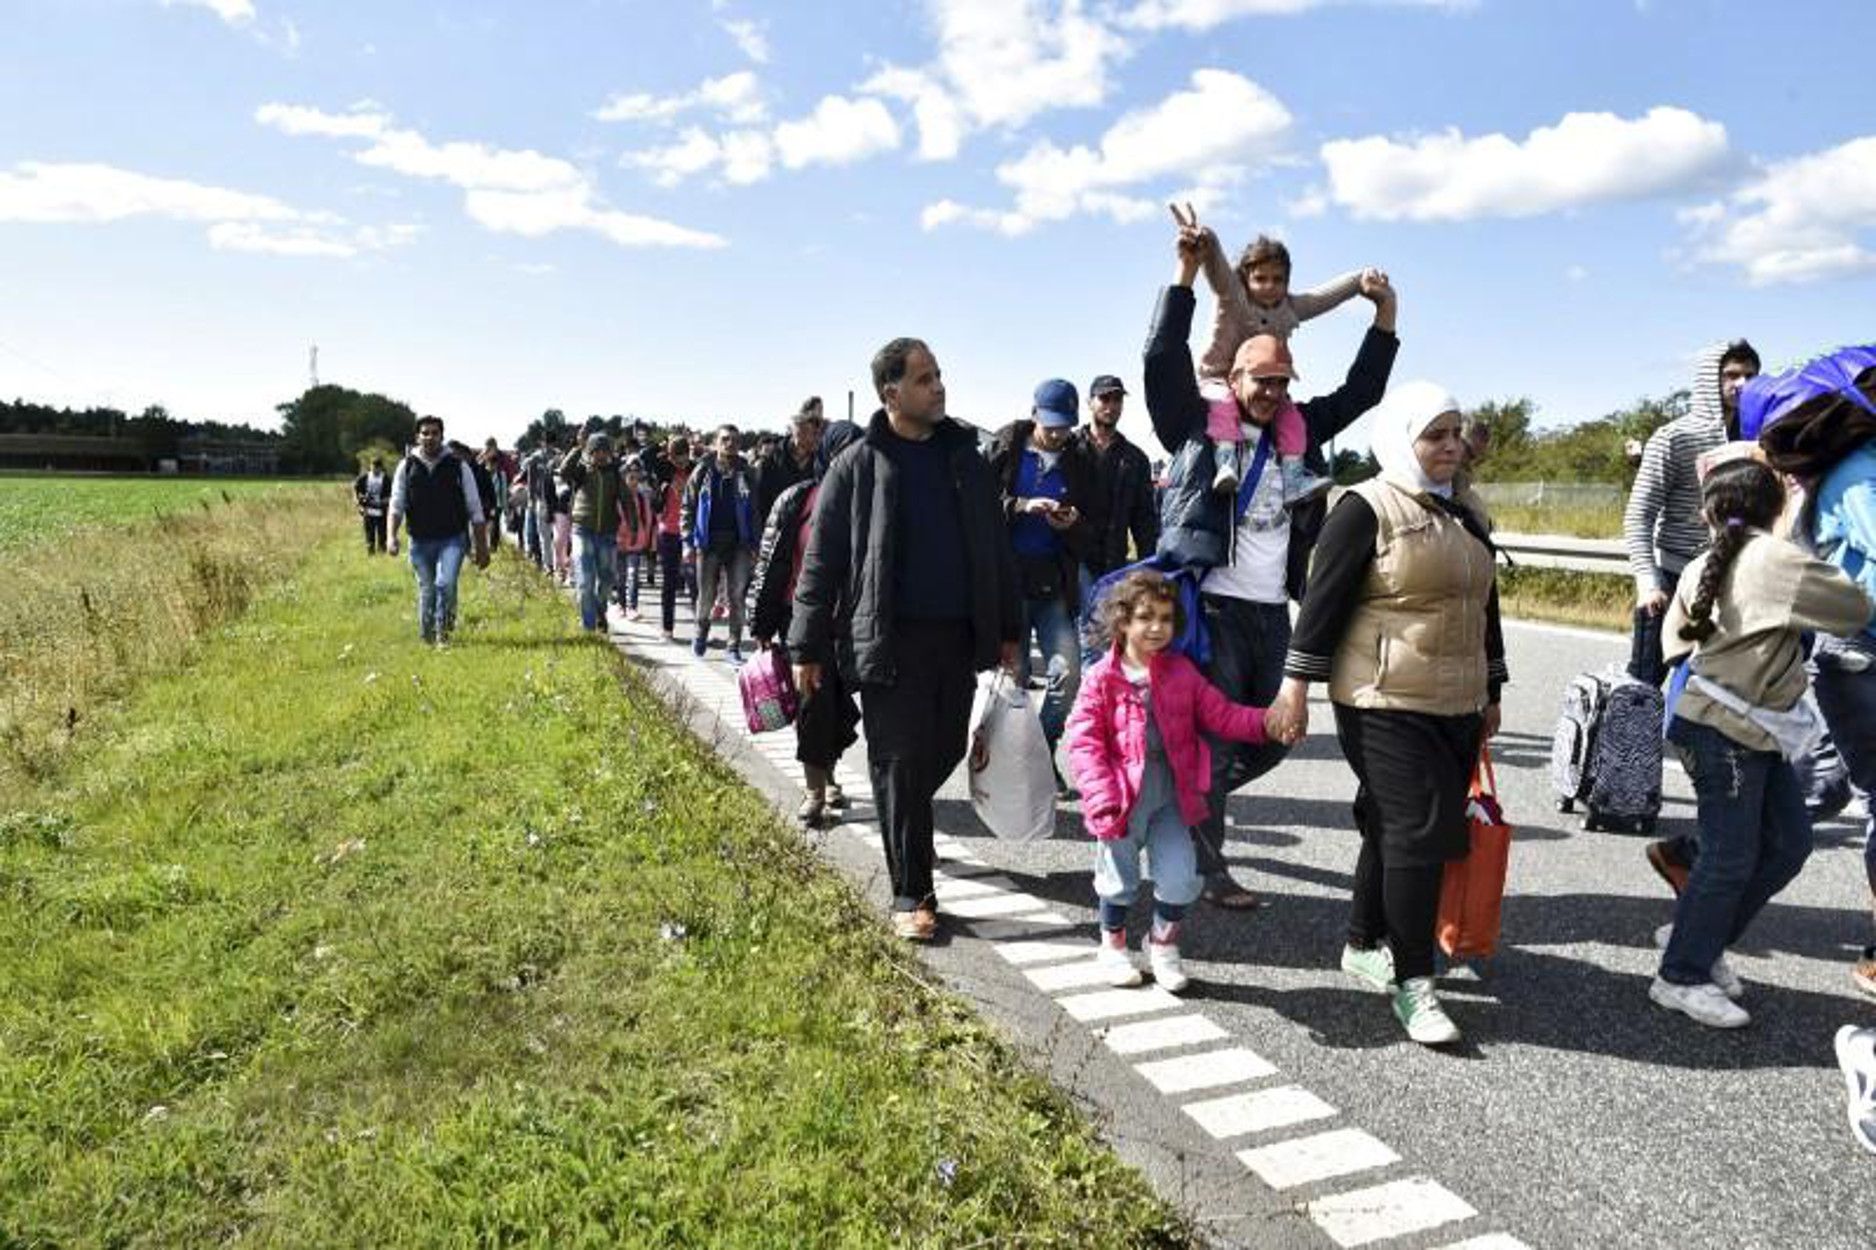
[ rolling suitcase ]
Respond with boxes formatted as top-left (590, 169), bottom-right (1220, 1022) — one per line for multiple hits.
top-left (1551, 670), bottom-right (1663, 835)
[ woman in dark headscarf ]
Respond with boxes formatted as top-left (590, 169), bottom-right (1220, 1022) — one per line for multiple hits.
top-left (748, 421), bottom-right (865, 825)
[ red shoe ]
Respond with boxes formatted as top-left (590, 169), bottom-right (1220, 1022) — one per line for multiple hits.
top-left (1646, 841), bottom-right (1690, 897)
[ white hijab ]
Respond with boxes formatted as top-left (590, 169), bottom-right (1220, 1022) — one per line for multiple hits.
top-left (1367, 380), bottom-right (1461, 498)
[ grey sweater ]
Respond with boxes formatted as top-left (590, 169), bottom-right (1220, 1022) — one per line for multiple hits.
top-left (1623, 340), bottom-right (1737, 594)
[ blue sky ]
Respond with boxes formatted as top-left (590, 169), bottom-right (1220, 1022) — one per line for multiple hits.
top-left (3, 0), bottom-right (1872, 454)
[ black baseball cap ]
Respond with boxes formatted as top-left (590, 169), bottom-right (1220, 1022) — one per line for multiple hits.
top-left (1090, 374), bottom-right (1128, 397)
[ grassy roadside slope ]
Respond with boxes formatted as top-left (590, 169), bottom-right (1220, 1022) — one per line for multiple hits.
top-left (0, 540), bottom-right (1188, 1246)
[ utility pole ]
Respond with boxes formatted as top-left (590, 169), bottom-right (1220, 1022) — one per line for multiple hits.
top-left (309, 345), bottom-right (319, 390)
top-left (847, 389), bottom-right (853, 422)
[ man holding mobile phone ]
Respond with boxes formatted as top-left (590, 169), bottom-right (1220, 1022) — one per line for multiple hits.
top-left (989, 378), bottom-right (1099, 793)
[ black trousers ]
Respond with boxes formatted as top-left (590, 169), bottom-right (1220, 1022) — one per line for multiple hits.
top-left (1195, 595), bottom-right (1293, 880)
top-left (363, 513), bottom-right (387, 553)
top-left (859, 620), bottom-right (975, 912)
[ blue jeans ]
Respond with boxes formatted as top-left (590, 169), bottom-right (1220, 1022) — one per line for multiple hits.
top-left (1661, 717), bottom-right (1813, 985)
top-left (1813, 637), bottom-right (1876, 907)
top-left (1195, 595), bottom-right (1293, 881)
top-left (1093, 802), bottom-right (1203, 910)
top-left (1019, 594), bottom-right (1081, 747)
top-left (523, 505), bottom-right (546, 566)
top-left (616, 550), bottom-right (647, 610)
top-left (571, 526), bottom-right (618, 631)
top-left (408, 533), bottom-right (468, 641)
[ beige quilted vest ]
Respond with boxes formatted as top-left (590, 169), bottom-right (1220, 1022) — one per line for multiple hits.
top-left (1329, 478), bottom-right (1496, 716)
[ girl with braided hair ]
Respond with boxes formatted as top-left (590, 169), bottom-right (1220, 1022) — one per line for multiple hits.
top-left (1653, 459), bottom-right (1876, 1028)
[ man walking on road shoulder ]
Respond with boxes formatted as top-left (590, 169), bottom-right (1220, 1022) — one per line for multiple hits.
top-left (989, 379), bottom-right (1098, 779)
top-left (681, 424), bottom-right (759, 662)
top-left (388, 415), bottom-right (489, 646)
top-left (558, 431), bottom-right (625, 633)
top-left (1075, 374), bottom-right (1160, 582)
top-left (789, 337), bottom-right (1021, 941)
top-left (1148, 208), bottom-right (1400, 909)
top-left (354, 456), bottom-right (390, 555)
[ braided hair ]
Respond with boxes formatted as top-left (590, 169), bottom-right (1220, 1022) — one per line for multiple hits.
top-left (1679, 459), bottom-right (1786, 643)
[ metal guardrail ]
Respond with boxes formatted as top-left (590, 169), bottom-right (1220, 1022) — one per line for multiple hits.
top-left (1493, 531), bottom-right (1628, 575)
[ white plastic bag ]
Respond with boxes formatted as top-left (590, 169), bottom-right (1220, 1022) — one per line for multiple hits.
top-left (967, 671), bottom-right (1057, 841)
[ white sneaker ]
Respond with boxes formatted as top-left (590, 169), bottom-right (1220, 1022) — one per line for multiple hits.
top-left (1834, 1025), bottom-right (1876, 1155)
top-left (1655, 924), bottom-right (1744, 1000)
top-left (1649, 976), bottom-right (1750, 1028)
top-left (1148, 940), bottom-right (1190, 993)
top-left (1391, 976), bottom-right (1461, 1046)
top-left (1095, 939), bottom-right (1143, 988)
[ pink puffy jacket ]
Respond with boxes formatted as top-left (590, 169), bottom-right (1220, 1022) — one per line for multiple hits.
top-left (1065, 646), bottom-right (1269, 842)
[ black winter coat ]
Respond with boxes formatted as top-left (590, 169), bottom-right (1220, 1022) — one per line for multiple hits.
top-left (1070, 426), bottom-right (1159, 575)
top-left (986, 419), bottom-right (1099, 607)
top-left (1144, 284), bottom-right (1397, 600)
top-left (787, 410), bottom-right (1020, 685)
top-left (746, 476), bottom-right (816, 648)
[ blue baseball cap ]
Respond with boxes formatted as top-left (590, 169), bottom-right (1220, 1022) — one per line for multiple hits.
top-left (1033, 378), bottom-right (1080, 428)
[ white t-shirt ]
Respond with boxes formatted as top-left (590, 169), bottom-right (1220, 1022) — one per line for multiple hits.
top-left (1201, 425), bottom-right (1289, 604)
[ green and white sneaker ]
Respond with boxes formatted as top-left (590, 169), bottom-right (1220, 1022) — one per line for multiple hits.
top-left (1341, 943), bottom-right (1396, 992)
top-left (1391, 976), bottom-right (1461, 1046)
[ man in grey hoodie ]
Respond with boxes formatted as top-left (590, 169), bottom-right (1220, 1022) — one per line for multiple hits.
top-left (1623, 339), bottom-right (1762, 686)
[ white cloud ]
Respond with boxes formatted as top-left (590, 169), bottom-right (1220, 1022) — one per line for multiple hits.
top-left (1681, 135), bottom-right (1876, 285)
top-left (720, 17), bottom-right (770, 63)
top-left (863, 0), bottom-right (1130, 161)
top-left (0, 160), bottom-right (409, 259)
top-left (924, 69), bottom-right (1290, 235)
top-left (1122, 0), bottom-right (1473, 31)
top-left (1318, 106), bottom-right (1730, 222)
top-left (774, 96), bottom-right (900, 169)
top-left (259, 102), bottom-right (726, 249)
top-left (622, 95), bottom-right (894, 187)
top-left (162, 0), bottom-right (256, 26)
top-left (592, 72), bottom-right (768, 126)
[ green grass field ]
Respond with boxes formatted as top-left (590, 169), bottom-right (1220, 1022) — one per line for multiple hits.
top-left (0, 474), bottom-right (322, 551)
top-left (0, 529), bottom-right (1188, 1245)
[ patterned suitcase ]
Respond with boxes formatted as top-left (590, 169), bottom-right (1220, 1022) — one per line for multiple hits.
top-left (1550, 671), bottom-right (1663, 835)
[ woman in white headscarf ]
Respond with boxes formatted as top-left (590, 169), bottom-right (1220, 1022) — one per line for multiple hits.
top-left (1265, 381), bottom-right (1506, 1046)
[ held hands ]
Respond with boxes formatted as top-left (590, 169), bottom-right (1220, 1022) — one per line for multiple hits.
top-left (1263, 677), bottom-right (1310, 746)
top-left (1638, 588), bottom-right (1669, 616)
top-left (999, 639), bottom-right (1022, 674)
top-left (1043, 504), bottom-right (1079, 531)
top-left (1483, 703), bottom-right (1501, 742)
top-left (1358, 268), bottom-right (1394, 306)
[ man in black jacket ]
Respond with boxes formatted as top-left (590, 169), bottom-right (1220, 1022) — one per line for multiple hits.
top-left (1074, 374), bottom-right (1159, 580)
top-left (1149, 207), bottom-right (1399, 909)
top-left (988, 382), bottom-right (1097, 772)
top-left (789, 338), bottom-right (1021, 941)
top-left (753, 397), bottom-right (825, 531)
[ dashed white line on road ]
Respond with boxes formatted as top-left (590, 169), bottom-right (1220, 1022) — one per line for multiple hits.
top-left (1134, 1046), bottom-right (1276, 1094)
top-left (1432, 1236), bottom-right (1534, 1250)
top-left (1238, 1127), bottom-right (1401, 1191)
top-left (940, 890), bottom-right (1055, 919)
top-left (1022, 957), bottom-right (1124, 993)
top-left (1097, 1014), bottom-right (1231, 1055)
top-left (1306, 1177), bottom-right (1478, 1247)
top-left (1182, 1084), bottom-right (1338, 1139)
top-left (993, 938), bottom-right (1095, 967)
top-left (1057, 985), bottom-right (1186, 1022)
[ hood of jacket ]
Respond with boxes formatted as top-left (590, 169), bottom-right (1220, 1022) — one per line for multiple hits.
top-left (1689, 339), bottom-right (1753, 441)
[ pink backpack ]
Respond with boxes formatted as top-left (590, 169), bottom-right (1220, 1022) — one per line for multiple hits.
top-left (738, 646), bottom-right (800, 733)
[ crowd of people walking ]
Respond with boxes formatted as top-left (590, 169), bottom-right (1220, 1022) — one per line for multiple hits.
top-left (357, 209), bottom-right (1876, 1124)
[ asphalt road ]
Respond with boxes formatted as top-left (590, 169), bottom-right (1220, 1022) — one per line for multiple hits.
top-left (614, 596), bottom-right (1876, 1250)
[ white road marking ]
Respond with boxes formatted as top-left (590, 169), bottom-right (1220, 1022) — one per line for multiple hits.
top-left (1133, 1047), bottom-right (1276, 1095)
top-left (963, 913), bottom-right (1074, 940)
top-left (1238, 1128), bottom-right (1400, 1190)
top-left (1306, 1177), bottom-right (1477, 1247)
top-left (940, 891), bottom-right (1055, 919)
top-left (992, 938), bottom-right (1094, 966)
top-left (1182, 1085), bottom-right (1337, 1140)
top-left (1432, 1236), bottom-right (1533, 1250)
top-left (1023, 958), bottom-right (1127, 993)
top-left (1057, 986), bottom-right (1186, 1022)
top-left (932, 874), bottom-right (1017, 901)
top-left (1097, 1014), bottom-right (1231, 1056)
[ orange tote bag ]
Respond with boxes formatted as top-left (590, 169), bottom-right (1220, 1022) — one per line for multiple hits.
top-left (1437, 747), bottom-right (1512, 960)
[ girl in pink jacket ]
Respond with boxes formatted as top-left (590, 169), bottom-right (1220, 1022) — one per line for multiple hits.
top-left (1066, 570), bottom-right (1272, 991)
